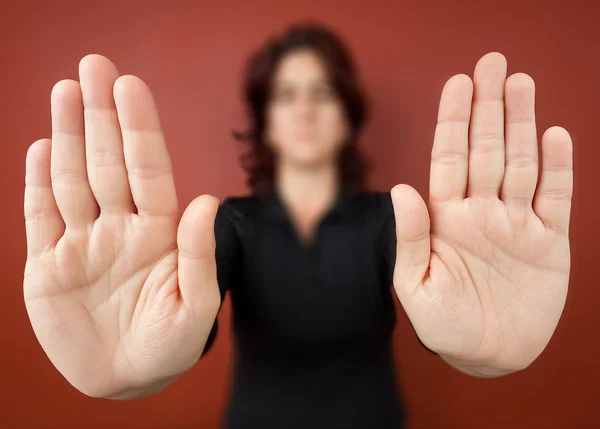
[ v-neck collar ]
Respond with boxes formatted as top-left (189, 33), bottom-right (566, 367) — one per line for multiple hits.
top-left (263, 183), bottom-right (355, 224)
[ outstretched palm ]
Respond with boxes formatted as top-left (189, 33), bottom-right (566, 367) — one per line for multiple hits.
top-left (23, 55), bottom-right (221, 398)
top-left (391, 52), bottom-right (572, 374)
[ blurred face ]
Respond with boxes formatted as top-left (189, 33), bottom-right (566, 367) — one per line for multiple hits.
top-left (265, 49), bottom-right (349, 169)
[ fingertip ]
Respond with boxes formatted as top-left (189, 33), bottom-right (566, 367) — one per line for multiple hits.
top-left (78, 53), bottom-right (103, 72)
top-left (79, 54), bottom-right (119, 78)
top-left (51, 79), bottom-right (82, 107)
top-left (506, 72), bottom-right (535, 90)
top-left (479, 51), bottom-right (508, 68)
top-left (544, 126), bottom-right (571, 142)
top-left (181, 194), bottom-right (219, 224)
top-left (113, 74), bottom-right (149, 98)
top-left (113, 74), bottom-right (161, 131)
top-left (391, 184), bottom-right (423, 207)
top-left (27, 138), bottom-right (51, 158)
top-left (542, 126), bottom-right (573, 163)
top-left (488, 51), bottom-right (507, 63)
top-left (26, 139), bottom-right (52, 185)
top-left (448, 73), bottom-right (472, 86)
top-left (51, 80), bottom-right (84, 135)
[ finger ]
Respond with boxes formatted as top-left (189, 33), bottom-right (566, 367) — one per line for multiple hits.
top-left (25, 139), bottom-right (65, 257)
top-left (467, 52), bottom-right (508, 198)
top-left (50, 79), bottom-right (99, 230)
top-left (114, 74), bottom-right (178, 218)
top-left (533, 126), bottom-right (573, 235)
top-left (500, 73), bottom-right (538, 218)
top-left (177, 195), bottom-right (222, 316)
top-left (391, 184), bottom-right (431, 300)
top-left (79, 54), bottom-right (135, 213)
top-left (429, 74), bottom-right (472, 204)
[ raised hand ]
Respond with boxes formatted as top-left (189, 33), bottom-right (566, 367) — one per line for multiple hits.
top-left (23, 55), bottom-right (221, 398)
top-left (390, 52), bottom-right (573, 375)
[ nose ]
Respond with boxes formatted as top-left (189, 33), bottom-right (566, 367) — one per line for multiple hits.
top-left (296, 93), bottom-right (317, 121)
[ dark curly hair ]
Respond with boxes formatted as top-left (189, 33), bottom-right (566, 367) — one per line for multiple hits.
top-left (233, 22), bottom-right (372, 196)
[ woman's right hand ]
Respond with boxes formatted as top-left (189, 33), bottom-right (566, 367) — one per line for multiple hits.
top-left (23, 54), bottom-right (221, 399)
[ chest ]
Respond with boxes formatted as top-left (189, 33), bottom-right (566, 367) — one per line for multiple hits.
top-left (229, 211), bottom-right (395, 353)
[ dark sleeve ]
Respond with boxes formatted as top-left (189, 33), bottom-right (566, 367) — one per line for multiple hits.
top-left (378, 191), bottom-right (396, 289)
top-left (378, 191), bottom-right (438, 356)
top-left (200, 198), bottom-right (242, 358)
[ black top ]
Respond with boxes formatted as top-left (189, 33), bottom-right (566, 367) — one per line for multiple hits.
top-left (202, 186), bottom-right (435, 429)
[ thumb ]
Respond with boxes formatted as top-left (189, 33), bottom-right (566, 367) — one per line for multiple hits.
top-left (391, 184), bottom-right (431, 299)
top-left (176, 194), bottom-right (221, 317)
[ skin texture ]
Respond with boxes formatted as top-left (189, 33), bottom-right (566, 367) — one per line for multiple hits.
top-left (24, 55), bottom-right (222, 398)
top-left (22, 50), bottom-right (573, 403)
top-left (390, 53), bottom-right (573, 376)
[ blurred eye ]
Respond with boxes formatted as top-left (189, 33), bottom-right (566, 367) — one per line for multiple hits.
top-left (315, 86), bottom-right (335, 102)
top-left (273, 87), bottom-right (294, 103)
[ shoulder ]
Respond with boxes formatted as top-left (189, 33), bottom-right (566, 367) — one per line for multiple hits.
top-left (353, 190), bottom-right (395, 235)
top-left (214, 195), bottom-right (259, 243)
top-left (218, 194), bottom-right (261, 222)
top-left (353, 189), bottom-right (393, 214)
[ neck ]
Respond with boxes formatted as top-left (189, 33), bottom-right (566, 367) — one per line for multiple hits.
top-left (274, 160), bottom-right (340, 216)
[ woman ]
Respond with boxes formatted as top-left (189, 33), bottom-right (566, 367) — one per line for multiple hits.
top-left (23, 22), bottom-right (573, 429)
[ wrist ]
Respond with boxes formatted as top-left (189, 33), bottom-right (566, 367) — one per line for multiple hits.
top-left (104, 374), bottom-right (180, 400)
top-left (439, 354), bottom-right (520, 378)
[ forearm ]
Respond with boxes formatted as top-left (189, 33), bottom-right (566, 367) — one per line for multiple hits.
top-left (439, 354), bottom-right (520, 378)
top-left (104, 374), bottom-right (180, 400)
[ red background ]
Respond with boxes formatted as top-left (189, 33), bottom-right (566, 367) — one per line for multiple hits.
top-left (1, 1), bottom-right (598, 428)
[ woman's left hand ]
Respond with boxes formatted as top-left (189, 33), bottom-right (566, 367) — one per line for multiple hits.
top-left (391, 52), bottom-right (573, 376)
